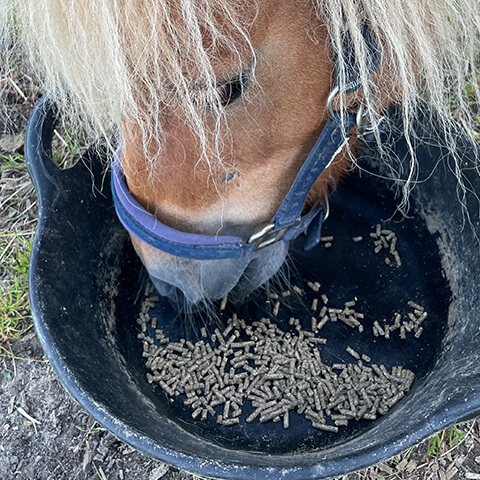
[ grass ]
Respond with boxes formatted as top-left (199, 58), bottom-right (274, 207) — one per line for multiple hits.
top-left (0, 233), bottom-right (33, 341)
top-left (75, 421), bottom-right (108, 437)
top-left (92, 462), bottom-right (107, 480)
top-left (7, 233), bottom-right (32, 281)
top-left (0, 276), bottom-right (30, 339)
top-left (0, 151), bottom-right (26, 171)
top-left (426, 425), bottom-right (466, 458)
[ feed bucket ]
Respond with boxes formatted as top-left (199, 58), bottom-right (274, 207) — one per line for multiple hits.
top-left (26, 96), bottom-right (480, 479)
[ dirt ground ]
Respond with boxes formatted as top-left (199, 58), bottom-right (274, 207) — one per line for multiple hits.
top-left (1, 69), bottom-right (480, 480)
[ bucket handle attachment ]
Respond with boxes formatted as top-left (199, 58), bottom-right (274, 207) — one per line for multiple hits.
top-left (25, 95), bottom-right (64, 208)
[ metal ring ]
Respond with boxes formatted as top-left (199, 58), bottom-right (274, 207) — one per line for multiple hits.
top-left (323, 196), bottom-right (330, 222)
top-left (326, 86), bottom-right (340, 121)
top-left (328, 82), bottom-right (384, 140)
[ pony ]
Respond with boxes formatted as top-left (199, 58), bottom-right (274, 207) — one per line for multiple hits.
top-left (2, 0), bottom-right (480, 309)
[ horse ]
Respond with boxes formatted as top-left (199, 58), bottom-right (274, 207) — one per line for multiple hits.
top-left (2, 0), bottom-right (480, 309)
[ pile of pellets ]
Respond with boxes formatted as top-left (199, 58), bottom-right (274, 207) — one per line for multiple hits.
top-left (137, 293), bottom-right (415, 431)
top-left (370, 224), bottom-right (402, 267)
top-left (373, 301), bottom-right (428, 340)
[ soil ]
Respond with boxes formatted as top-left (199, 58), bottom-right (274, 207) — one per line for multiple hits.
top-left (1, 333), bottom-right (178, 480)
top-left (1, 68), bottom-right (480, 480)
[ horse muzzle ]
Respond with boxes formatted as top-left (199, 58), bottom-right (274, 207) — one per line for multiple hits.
top-left (130, 235), bottom-right (288, 308)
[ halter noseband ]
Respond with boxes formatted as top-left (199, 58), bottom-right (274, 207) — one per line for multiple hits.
top-left (111, 25), bottom-right (380, 261)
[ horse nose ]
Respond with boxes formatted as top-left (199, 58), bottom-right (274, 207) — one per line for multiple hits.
top-left (138, 241), bottom-right (289, 308)
top-left (148, 257), bottom-right (250, 306)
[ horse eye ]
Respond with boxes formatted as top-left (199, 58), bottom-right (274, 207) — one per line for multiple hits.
top-left (217, 74), bottom-right (248, 107)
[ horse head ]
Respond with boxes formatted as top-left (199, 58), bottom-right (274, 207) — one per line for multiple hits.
top-left (5, 0), bottom-right (480, 310)
top-left (117, 0), bottom-right (363, 308)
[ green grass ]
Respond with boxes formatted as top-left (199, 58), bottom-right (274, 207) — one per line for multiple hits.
top-left (8, 234), bottom-right (32, 281)
top-left (91, 462), bottom-right (105, 480)
top-left (0, 234), bottom-right (33, 341)
top-left (427, 431), bottom-right (444, 457)
top-left (426, 426), bottom-right (465, 458)
top-left (0, 275), bottom-right (31, 341)
top-left (0, 152), bottom-right (26, 171)
top-left (448, 425), bottom-right (465, 448)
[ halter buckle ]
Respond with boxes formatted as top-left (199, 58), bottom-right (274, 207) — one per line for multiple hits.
top-left (248, 223), bottom-right (289, 251)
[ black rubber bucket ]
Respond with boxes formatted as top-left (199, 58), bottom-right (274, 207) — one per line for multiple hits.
top-left (26, 96), bottom-right (480, 479)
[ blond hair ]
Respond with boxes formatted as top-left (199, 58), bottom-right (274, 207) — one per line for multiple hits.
top-left (2, 0), bottom-right (480, 207)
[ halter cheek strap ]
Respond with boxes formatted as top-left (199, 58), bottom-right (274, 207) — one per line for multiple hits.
top-left (111, 25), bottom-right (380, 260)
top-left (111, 111), bottom-right (356, 260)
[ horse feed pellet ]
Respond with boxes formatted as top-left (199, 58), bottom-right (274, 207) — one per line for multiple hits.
top-left (138, 304), bottom-right (415, 431)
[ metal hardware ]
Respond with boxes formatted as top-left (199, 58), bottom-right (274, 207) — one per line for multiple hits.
top-left (327, 83), bottom-right (385, 140)
top-left (248, 223), bottom-right (290, 251)
top-left (326, 86), bottom-right (341, 121)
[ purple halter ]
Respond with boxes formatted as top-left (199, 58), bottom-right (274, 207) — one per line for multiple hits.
top-left (111, 25), bottom-right (380, 260)
top-left (112, 114), bottom-right (354, 260)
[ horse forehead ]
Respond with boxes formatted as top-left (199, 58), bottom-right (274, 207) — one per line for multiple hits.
top-left (120, 0), bottom-right (330, 228)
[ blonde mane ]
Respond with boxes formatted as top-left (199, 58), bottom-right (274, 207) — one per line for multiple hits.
top-left (2, 0), bottom-right (480, 208)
